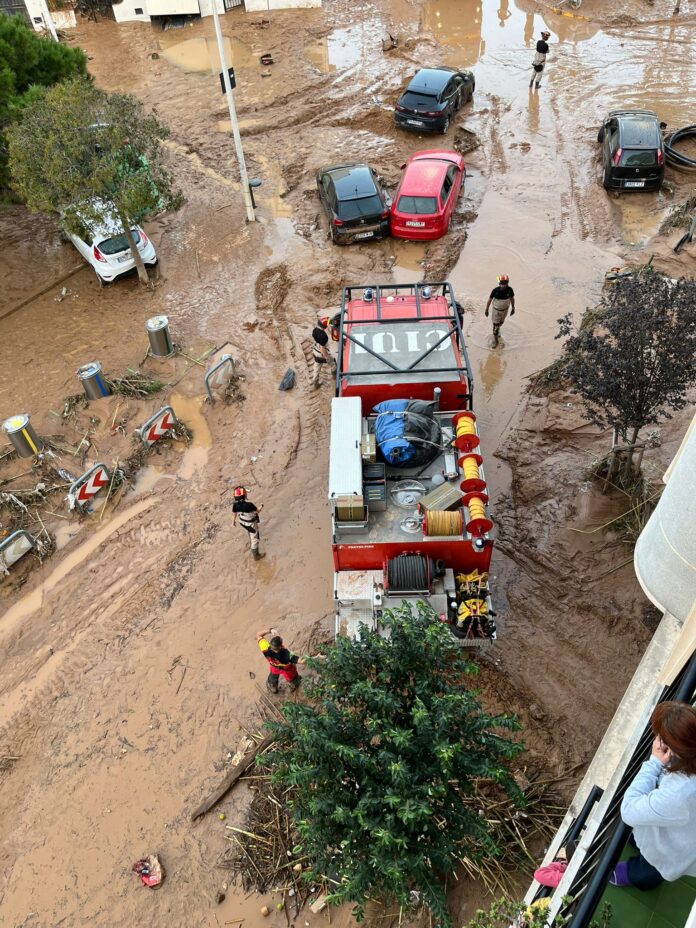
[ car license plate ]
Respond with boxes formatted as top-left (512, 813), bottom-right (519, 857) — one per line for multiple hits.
top-left (407, 119), bottom-right (423, 126)
top-left (406, 221), bottom-right (425, 227)
top-left (117, 252), bottom-right (132, 262)
top-left (625, 181), bottom-right (645, 188)
top-left (355, 231), bottom-right (374, 239)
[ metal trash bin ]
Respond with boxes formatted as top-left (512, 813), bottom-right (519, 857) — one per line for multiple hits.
top-left (76, 361), bottom-right (111, 400)
top-left (2, 414), bottom-right (43, 457)
top-left (146, 315), bottom-right (174, 358)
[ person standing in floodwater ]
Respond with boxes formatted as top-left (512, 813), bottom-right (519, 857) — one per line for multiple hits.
top-left (485, 275), bottom-right (516, 347)
top-left (529, 30), bottom-right (551, 90)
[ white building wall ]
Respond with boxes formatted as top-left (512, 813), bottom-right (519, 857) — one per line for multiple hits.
top-left (24, 0), bottom-right (48, 31)
top-left (245, 0), bottom-right (320, 10)
top-left (634, 412), bottom-right (696, 624)
top-left (112, 0), bottom-right (224, 22)
top-left (198, 0), bottom-right (225, 15)
top-left (112, 0), bottom-right (151, 22)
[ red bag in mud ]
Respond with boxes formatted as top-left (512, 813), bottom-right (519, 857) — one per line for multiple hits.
top-left (132, 855), bottom-right (165, 888)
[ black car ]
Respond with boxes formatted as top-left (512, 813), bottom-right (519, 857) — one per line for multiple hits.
top-left (394, 67), bottom-right (475, 135)
top-left (316, 163), bottom-right (390, 245)
top-left (597, 110), bottom-right (665, 191)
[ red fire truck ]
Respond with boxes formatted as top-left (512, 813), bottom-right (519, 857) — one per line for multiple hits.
top-left (328, 282), bottom-right (496, 646)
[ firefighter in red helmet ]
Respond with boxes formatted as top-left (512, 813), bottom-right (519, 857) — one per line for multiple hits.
top-left (232, 486), bottom-right (265, 560)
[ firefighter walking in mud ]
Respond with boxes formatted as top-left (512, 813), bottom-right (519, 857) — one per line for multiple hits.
top-left (311, 316), bottom-right (337, 388)
top-left (529, 30), bottom-right (551, 90)
top-left (232, 486), bottom-right (265, 560)
top-left (256, 628), bottom-right (302, 693)
top-left (485, 275), bottom-right (516, 346)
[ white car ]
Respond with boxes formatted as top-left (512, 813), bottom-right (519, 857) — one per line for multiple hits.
top-left (65, 205), bottom-right (157, 284)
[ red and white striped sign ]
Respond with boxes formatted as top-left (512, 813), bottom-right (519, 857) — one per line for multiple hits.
top-left (139, 406), bottom-right (178, 447)
top-left (68, 462), bottom-right (111, 510)
top-left (75, 465), bottom-right (110, 503)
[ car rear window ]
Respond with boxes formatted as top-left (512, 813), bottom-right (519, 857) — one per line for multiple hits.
top-left (620, 149), bottom-right (657, 167)
top-left (400, 92), bottom-right (439, 109)
top-left (397, 196), bottom-right (438, 214)
top-left (98, 230), bottom-right (141, 254)
top-left (338, 195), bottom-right (383, 220)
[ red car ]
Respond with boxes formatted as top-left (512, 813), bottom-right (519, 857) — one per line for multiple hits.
top-left (389, 150), bottom-right (466, 240)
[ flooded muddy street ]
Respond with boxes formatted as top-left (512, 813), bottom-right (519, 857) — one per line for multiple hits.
top-left (1, 0), bottom-right (696, 925)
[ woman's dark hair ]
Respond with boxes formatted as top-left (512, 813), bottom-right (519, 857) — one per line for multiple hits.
top-left (269, 636), bottom-right (283, 650)
top-left (651, 701), bottom-right (696, 776)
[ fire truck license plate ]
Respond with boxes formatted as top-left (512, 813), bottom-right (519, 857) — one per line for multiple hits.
top-left (406, 221), bottom-right (425, 227)
top-left (355, 231), bottom-right (374, 239)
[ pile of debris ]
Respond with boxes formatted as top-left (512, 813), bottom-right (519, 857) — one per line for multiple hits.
top-left (217, 756), bottom-right (322, 919)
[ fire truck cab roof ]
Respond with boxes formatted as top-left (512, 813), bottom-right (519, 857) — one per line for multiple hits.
top-left (335, 282), bottom-right (473, 411)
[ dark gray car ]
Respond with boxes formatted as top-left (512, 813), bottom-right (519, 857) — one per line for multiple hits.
top-left (394, 67), bottom-right (475, 134)
top-left (597, 110), bottom-right (665, 191)
top-left (316, 163), bottom-right (390, 245)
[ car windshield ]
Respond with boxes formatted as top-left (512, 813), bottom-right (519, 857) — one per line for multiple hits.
top-left (620, 149), bottom-right (657, 167)
top-left (338, 195), bottom-right (383, 220)
top-left (97, 230), bottom-right (141, 254)
top-left (397, 195), bottom-right (438, 214)
top-left (400, 91), bottom-right (439, 109)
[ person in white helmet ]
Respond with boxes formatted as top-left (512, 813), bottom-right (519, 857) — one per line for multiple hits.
top-left (485, 275), bottom-right (515, 346)
top-left (530, 30), bottom-right (551, 90)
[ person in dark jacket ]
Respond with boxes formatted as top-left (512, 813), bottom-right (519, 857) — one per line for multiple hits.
top-left (485, 274), bottom-right (516, 346)
top-left (529, 30), bottom-right (550, 89)
top-left (232, 486), bottom-right (264, 560)
top-left (311, 317), bottom-right (335, 388)
top-left (256, 628), bottom-right (302, 693)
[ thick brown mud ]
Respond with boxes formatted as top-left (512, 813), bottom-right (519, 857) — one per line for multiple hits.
top-left (1, 0), bottom-right (696, 925)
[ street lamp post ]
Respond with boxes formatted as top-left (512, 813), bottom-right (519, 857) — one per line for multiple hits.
top-left (37, 0), bottom-right (59, 41)
top-left (211, 2), bottom-right (256, 223)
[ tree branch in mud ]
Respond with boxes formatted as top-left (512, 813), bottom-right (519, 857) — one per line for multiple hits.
top-left (7, 79), bottom-right (183, 285)
top-left (555, 270), bottom-right (696, 475)
top-left (264, 601), bottom-right (524, 928)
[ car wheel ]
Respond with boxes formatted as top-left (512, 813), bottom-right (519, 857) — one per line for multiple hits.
top-left (94, 269), bottom-right (105, 288)
top-left (602, 164), bottom-right (613, 190)
top-left (329, 224), bottom-right (338, 244)
top-left (597, 126), bottom-right (605, 143)
top-left (441, 114), bottom-right (451, 134)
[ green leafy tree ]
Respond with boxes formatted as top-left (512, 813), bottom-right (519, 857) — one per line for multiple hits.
top-left (557, 271), bottom-right (696, 474)
top-left (0, 14), bottom-right (87, 193)
top-left (269, 602), bottom-right (523, 927)
top-left (7, 78), bottom-right (181, 284)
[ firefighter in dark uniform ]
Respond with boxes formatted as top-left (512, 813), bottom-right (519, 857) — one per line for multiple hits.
top-left (232, 486), bottom-right (264, 560)
top-left (311, 317), bottom-right (336, 388)
top-left (256, 627), bottom-right (302, 693)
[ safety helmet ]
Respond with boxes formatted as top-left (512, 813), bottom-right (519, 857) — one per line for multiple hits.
top-left (233, 486), bottom-right (247, 498)
top-left (363, 287), bottom-right (374, 302)
top-left (318, 316), bottom-right (329, 328)
top-left (421, 285), bottom-right (433, 300)
top-left (497, 274), bottom-right (509, 283)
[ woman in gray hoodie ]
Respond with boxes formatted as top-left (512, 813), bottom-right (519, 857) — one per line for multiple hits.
top-left (612, 701), bottom-right (696, 890)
